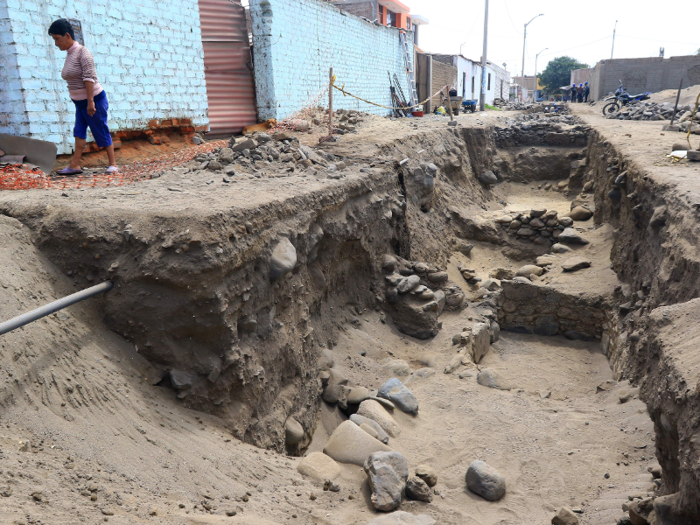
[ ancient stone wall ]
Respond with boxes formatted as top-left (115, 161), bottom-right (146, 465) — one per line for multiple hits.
top-left (496, 280), bottom-right (610, 339)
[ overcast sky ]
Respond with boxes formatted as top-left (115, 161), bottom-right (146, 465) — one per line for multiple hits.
top-left (410, 0), bottom-right (699, 78)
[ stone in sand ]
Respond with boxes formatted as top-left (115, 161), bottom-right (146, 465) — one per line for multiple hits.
top-left (364, 451), bottom-right (409, 511)
top-left (477, 368), bottom-right (510, 390)
top-left (558, 228), bottom-right (590, 245)
top-left (269, 238), bottom-right (297, 280)
top-left (378, 378), bottom-right (419, 415)
top-left (346, 386), bottom-right (370, 405)
top-left (551, 507), bottom-right (579, 525)
top-left (490, 321), bottom-right (501, 343)
top-left (415, 465), bottom-right (438, 487)
top-left (568, 206), bottom-right (593, 221)
top-left (516, 265), bottom-right (544, 277)
top-left (323, 421), bottom-right (391, 466)
top-left (350, 414), bottom-right (390, 444)
top-left (357, 400), bottom-right (401, 438)
top-left (365, 511), bottom-right (436, 525)
top-left (551, 243), bottom-right (572, 253)
top-left (478, 170), bottom-right (498, 186)
top-left (284, 417), bottom-right (304, 446)
top-left (405, 476), bottom-right (432, 502)
top-left (297, 452), bottom-right (341, 482)
top-left (562, 257), bottom-right (591, 272)
top-left (361, 423), bottom-right (380, 440)
top-left (472, 322), bottom-right (491, 363)
top-left (465, 460), bottom-right (506, 501)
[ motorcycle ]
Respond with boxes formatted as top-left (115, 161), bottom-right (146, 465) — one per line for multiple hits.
top-left (602, 80), bottom-right (652, 115)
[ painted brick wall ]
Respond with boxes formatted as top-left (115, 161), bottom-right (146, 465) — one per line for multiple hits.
top-left (0, 0), bottom-right (27, 137)
top-left (249, 0), bottom-right (414, 121)
top-left (0, 0), bottom-right (209, 154)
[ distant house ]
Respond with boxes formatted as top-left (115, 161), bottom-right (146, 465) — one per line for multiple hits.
top-left (420, 54), bottom-right (510, 108)
top-left (331, 0), bottom-right (428, 45)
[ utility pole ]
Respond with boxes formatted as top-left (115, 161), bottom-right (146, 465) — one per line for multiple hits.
top-left (520, 14), bottom-right (544, 95)
top-left (479, 0), bottom-right (489, 111)
top-left (533, 48), bottom-right (548, 103)
top-left (611, 20), bottom-right (618, 59)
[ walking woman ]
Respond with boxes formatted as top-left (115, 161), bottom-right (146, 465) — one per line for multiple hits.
top-left (49, 19), bottom-right (118, 175)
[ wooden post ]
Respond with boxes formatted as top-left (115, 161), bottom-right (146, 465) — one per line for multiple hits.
top-left (329, 68), bottom-right (334, 136)
top-left (670, 79), bottom-right (683, 125)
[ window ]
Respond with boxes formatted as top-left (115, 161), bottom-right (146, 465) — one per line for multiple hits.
top-left (471, 76), bottom-right (475, 96)
top-left (488, 73), bottom-right (491, 91)
top-left (67, 18), bottom-right (84, 45)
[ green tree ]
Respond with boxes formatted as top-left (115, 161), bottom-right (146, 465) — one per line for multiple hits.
top-left (539, 56), bottom-right (589, 94)
top-left (696, 48), bottom-right (700, 55)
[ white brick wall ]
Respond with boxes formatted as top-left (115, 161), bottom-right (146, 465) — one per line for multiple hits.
top-left (249, 0), bottom-right (414, 121)
top-left (0, 0), bottom-right (209, 154)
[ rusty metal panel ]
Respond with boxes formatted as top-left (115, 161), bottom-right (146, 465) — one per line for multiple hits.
top-left (199, 0), bottom-right (257, 135)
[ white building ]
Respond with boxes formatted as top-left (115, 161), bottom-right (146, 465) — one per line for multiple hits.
top-left (429, 54), bottom-right (510, 105)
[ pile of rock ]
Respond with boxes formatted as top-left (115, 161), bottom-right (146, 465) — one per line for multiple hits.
top-left (492, 205), bottom-right (592, 245)
top-left (180, 132), bottom-right (353, 180)
top-left (501, 101), bottom-right (534, 111)
top-left (606, 101), bottom-right (695, 122)
top-left (382, 255), bottom-right (465, 339)
top-left (333, 108), bottom-right (366, 133)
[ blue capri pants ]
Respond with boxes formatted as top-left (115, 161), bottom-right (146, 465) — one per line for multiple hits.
top-left (71, 90), bottom-right (113, 148)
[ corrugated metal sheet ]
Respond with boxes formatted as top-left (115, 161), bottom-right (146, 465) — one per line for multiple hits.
top-left (199, 0), bottom-right (257, 135)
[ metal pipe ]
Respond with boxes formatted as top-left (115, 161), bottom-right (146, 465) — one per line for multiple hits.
top-left (0, 281), bottom-right (114, 336)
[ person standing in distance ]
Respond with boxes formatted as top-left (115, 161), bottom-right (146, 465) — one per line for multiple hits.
top-left (49, 19), bottom-right (118, 175)
top-left (584, 81), bottom-right (590, 103)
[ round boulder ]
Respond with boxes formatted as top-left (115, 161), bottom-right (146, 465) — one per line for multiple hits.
top-left (465, 460), bottom-right (506, 501)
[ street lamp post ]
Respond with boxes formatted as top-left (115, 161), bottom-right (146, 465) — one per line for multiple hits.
top-left (520, 14), bottom-right (543, 99)
top-left (533, 47), bottom-right (548, 103)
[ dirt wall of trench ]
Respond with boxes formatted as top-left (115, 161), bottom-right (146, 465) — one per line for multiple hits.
top-left (582, 129), bottom-right (700, 522)
top-left (0, 128), bottom-right (494, 454)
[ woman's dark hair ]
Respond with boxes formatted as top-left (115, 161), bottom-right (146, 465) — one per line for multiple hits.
top-left (48, 19), bottom-right (75, 39)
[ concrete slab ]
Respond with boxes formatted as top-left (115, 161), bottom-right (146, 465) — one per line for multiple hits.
top-left (0, 133), bottom-right (57, 175)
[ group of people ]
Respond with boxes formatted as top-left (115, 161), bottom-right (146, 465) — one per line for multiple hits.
top-left (569, 81), bottom-right (590, 103)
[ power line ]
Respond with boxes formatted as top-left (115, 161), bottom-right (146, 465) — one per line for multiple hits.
top-left (501, 0), bottom-right (522, 36)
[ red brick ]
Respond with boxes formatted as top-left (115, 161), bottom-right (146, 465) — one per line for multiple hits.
top-left (195, 125), bottom-right (209, 133)
top-left (144, 129), bottom-right (155, 136)
top-left (149, 136), bottom-right (163, 145)
top-left (180, 125), bottom-right (195, 134)
top-left (179, 118), bottom-right (192, 126)
top-left (113, 140), bottom-right (122, 149)
top-left (171, 118), bottom-right (179, 126)
top-left (161, 119), bottom-right (173, 127)
top-left (148, 119), bottom-right (160, 129)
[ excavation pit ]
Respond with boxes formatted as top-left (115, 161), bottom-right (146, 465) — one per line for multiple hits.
top-left (0, 112), bottom-right (698, 524)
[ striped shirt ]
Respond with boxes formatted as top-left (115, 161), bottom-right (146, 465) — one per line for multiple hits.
top-left (61, 42), bottom-right (104, 101)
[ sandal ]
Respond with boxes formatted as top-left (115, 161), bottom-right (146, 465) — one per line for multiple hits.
top-left (56, 166), bottom-right (83, 175)
top-left (105, 165), bottom-right (119, 174)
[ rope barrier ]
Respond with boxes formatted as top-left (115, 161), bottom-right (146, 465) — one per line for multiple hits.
top-left (331, 79), bottom-right (450, 112)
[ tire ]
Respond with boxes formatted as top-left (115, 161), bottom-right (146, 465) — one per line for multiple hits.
top-left (602, 102), bottom-right (620, 115)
